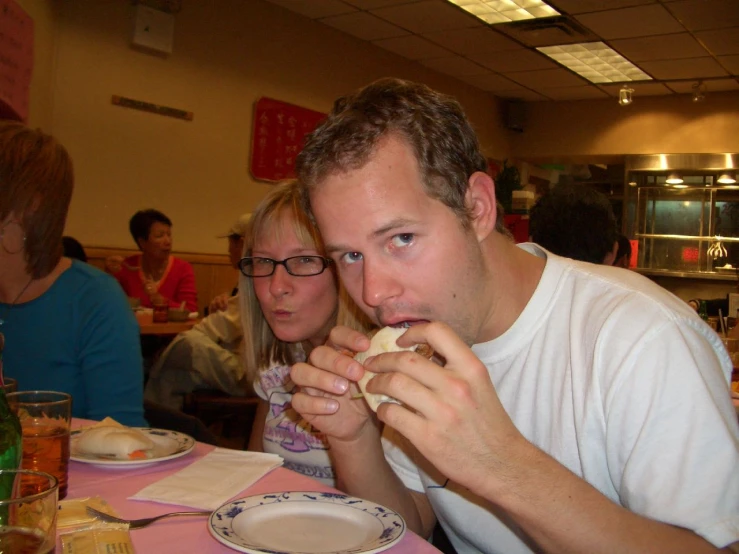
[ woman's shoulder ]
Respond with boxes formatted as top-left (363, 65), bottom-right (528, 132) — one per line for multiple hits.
top-left (169, 256), bottom-right (195, 276)
top-left (170, 256), bottom-right (194, 269)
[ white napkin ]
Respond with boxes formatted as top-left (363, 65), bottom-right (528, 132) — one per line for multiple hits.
top-left (129, 448), bottom-right (283, 510)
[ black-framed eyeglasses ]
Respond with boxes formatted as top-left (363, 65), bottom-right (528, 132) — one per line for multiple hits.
top-left (239, 256), bottom-right (332, 277)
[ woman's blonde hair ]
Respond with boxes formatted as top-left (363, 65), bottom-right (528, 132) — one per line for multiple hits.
top-left (240, 180), bottom-right (372, 386)
top-left (0, 122), bottom-right (74, 278)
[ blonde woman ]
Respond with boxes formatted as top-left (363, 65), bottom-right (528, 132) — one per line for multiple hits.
top-left (240, 180), bottom-right (371, 486)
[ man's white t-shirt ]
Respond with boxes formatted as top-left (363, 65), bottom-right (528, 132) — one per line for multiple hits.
top-left (385, 244), bottom-right (739, 553)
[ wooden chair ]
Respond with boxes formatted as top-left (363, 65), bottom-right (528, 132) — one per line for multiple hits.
top-left (182, 390), bottom-right (259, 449)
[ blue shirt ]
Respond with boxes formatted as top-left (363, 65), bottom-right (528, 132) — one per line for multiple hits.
top-left (2, 260), bottom-right (147, 426)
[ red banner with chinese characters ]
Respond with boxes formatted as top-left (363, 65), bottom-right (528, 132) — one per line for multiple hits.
top-left (249, 97), bottom-right (326, 182)
top-left (0, 0), bottom-right (33, 122)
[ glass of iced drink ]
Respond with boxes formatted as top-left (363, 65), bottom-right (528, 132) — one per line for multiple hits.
top-left (0, 469), bottom-right (58, 554)
top-left (7, 391), bottom-right (72, 500)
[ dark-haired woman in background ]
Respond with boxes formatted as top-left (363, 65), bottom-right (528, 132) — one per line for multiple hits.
top-left (106, 209), bottom-right (198, 312)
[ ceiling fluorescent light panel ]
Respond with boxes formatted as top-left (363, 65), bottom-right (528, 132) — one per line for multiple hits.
top-left (537, 42), bottom-right (651, 84)
top-left (449, 0), bottom-right (559, 24)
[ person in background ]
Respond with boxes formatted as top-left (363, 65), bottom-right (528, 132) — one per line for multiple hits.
top-left (529, 182), bottom-right (619, 265)
top-left (144, 213), bottom-right (253, 410)
top-left (62, 236), bottom-right (87, 262)
top-left (106, 209), bottom-right (198, 312)
top-left (289, 78), bottom-right (738, 553)
top-left (207, 214), bottom-right (251, 314)
top-left (613, 234), bottom-right (632, 269)
top-left (242, 180), bottom-right (372, 486)
top-left (0, 121), bottom-right (146, 427)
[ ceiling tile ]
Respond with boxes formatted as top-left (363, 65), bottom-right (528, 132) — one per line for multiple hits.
top-left (421, 27), bottom-right (521, 56)
top-left (694, 28), bottom-right (739, 56)
top-left (373, 35), bottom-right (452, 60)
top-left (575, 5), bottom-right (684, 39)
top-left (494, 89), bottom-right (549, 101)
top-left (507, 68), bottom-right (587, 87)
top-left (549, 0), bottom-right (656, 15)
top-left (610, 33), bottom-right (710, 61)
top-left (341, 0), bottom-right (416, 8)
top-left (421, 55), bottom-right (489, 77)
top-left (470, 49), bottom-right (558, 73)
top-left (638, 56), bottom-right (729, 79)
top-left (321, 12), bottom-right (409, 40)
top-left (665, 78), bottom-right (739, 93)
top-left (370, 0), bottom-right (481, 34)
top-left (718, 55), bottom-right (739, 74)
top-left (263, 0), bottom-right (356, 19)
top-left (599, 82), bottom-right (674, 96)
top-left (665, 0), bottom-right (739, 31)
top-left (538, 86), bottom-right (610, 100)
top-left (457, 72), bottom-right (523, 91)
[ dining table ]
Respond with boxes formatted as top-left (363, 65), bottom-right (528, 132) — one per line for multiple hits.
top-left (135, 309), bottom-right (200, 336)
top-left (62, 419), bottom-right (441, 553)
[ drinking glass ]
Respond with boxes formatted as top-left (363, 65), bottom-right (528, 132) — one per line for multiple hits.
top-left (1, 377), bottom-right (17, 394)
top-left (0, 469), bottom-right (58, 554)
top-left (7, 391), bottom-right (72, 500)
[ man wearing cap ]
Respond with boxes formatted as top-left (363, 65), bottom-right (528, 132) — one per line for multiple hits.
top-left (144, 213), bottom-right (253, 410)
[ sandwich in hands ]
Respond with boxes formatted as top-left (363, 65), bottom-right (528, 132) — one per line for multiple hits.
top-left (353, 326), bottom-right (433, 412)
top-left (76, 417), bottom-right (154, 460)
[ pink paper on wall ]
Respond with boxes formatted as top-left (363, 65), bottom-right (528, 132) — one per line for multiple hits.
top-left (0, 0), bottom-right (34, 122)
top-left (249, 97), bottom-right (326, 182)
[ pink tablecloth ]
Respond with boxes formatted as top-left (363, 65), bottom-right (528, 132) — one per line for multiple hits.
top-left (62, 421), bottom-right (440, 553)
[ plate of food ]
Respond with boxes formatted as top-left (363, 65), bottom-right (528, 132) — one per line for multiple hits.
top-left (71, 419), bottom-right (195, 468)
top-left (208, 491), bottom-right (406, 554)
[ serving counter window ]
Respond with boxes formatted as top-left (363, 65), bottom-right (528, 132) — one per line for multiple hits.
top-left (629, 173), bottom-right (739, 278)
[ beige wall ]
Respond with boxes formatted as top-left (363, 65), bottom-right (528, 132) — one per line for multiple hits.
top-left (19, 0), bottom-right (508, 254)
top-left (15, 0), bottom-right (58, 129)
top-left (511, 91), bottom-right (739, 161)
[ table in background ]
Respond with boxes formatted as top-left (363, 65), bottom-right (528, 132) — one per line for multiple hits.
top-left (63, 420), bottom-right (441, 553)
top-left (136, 310), bottom-right (200, 336)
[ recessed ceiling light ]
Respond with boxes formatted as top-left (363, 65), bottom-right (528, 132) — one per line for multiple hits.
top-left (537, 42), bottom-right (652, 84)
top-left (718, 173), bottom-right (737, 184)
top-left (666, 173), bottom-right (684, 185)
top-left (449, 0), bottom-right (559, 24)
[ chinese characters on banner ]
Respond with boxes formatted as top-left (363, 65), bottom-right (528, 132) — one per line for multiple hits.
top-left (250, 97), bottom-right (326, 182)
top-left (0, 0), bottom-right (33, 122)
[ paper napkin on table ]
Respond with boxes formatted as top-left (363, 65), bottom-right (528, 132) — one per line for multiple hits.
top-left (129, 448), bottom-right (283, 510)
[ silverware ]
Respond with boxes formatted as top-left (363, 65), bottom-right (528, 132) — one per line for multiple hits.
top-left (85, 506), bottom-right (211, 530)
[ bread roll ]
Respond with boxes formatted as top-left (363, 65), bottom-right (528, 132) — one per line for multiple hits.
top-left (76, 425), bottom-right (154, 459)
top-left (354, 326), bottom-right (433, 412)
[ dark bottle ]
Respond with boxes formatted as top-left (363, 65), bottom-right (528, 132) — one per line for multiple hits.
top-left (698, 300), bottom-right (709, 322)
top-left (0, 333), bottom-right (23, 524)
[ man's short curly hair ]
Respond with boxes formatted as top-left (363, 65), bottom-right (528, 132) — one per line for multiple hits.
top-left (529, 183), bottom-right (617, 264)
top-left (296, 78), bottom-right (509, 234)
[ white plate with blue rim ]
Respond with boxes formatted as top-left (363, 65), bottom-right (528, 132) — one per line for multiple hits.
top-left (70, 428), bottom-right (195, 468)
top-left (208, 491), bottom-right (406, 554)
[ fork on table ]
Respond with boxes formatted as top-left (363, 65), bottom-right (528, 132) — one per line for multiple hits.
top-left (85, 506), bottom-right (212, 530)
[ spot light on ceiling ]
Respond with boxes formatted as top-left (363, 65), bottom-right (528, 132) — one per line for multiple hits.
top-left (619, 85), bottom-right (634, 106)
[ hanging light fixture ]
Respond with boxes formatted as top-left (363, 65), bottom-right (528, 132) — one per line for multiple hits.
top-left (619, 84), bottom-right (634, 105)
top-left (718, 172), bottom-right (737, 184)
top-left (666, 172), bottom-right (684, 185)
top-left (692, 81), bottom-right (706, 102)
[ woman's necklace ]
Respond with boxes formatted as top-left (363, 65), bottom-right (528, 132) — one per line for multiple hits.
top-left (142, 260), bottom-right (166, 284)
top-left (0, 276), bottom-right (35, 327)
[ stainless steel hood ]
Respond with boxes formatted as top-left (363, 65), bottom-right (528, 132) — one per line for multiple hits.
top-left (626, 154), bottom-right (738, 172)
